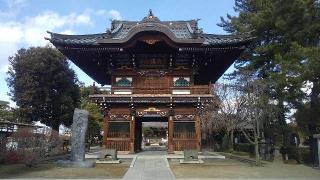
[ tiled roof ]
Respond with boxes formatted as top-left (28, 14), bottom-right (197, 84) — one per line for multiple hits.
top-left (46, 32), bottom-right (110, 45)
top-left (202, 34), bottom-right (252, 45)
top-left (47, 11), bottom-right (253, 47)
top-left (110, 19), bottom-right (198, 40)
top-left (47, 31), bottom-right (252, 47)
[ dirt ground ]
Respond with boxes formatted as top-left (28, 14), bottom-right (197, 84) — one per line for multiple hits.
top-left (170, 159), bottom-right (320, 179)
top-left (0, 163), bottom-right (129, 179)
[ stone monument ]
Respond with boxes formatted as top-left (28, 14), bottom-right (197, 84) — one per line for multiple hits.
top-left (96, 149), bottom-right (120, 164)
top-left (57, 108), bottom-right (95, 167)
top-left (180, 149), bottom-right (203, 164)
top-left (313, 134), bottom-right (320, 169)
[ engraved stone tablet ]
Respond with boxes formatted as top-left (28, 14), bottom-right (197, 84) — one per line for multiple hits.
top-left (71, 108), bottom-right (89, 162)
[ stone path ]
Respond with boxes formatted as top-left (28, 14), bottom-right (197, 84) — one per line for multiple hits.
top-left (122, 154), bottom-right (175, 180)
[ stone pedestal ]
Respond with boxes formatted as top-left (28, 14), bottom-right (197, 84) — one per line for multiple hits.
top-left (313, 134), bottom-right (320, 168)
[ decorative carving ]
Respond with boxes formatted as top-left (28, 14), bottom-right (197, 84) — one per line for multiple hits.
top-left (136, 107), bottom-right (167, 117)
top-left (143, 39), bottom-right (161, 45)
top-left (137, 70), bottom-right (168, 77)
top-left (174, 114), bottom-right (195, 120)
top-left (109, 114), bottom-right (130, 120)
top-left (144, 107), bottom-right (160, 112)
top-left (137, 111), bottom-right (167, 117)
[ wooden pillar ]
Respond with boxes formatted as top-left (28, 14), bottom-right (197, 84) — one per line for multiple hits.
top-left (195, 114), bottom-right (202, 151)
top-left (130, 115), bottom-right (135, 153)
top-left (168, 115), bottom-right (174, 153)
top-left (103, 108), bottom-right (109, 148)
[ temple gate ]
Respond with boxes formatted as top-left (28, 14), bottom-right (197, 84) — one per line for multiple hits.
top-left (47, 10), bottom-right (252, 153)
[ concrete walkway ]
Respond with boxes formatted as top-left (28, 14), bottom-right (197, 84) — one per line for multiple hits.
top-left (122, 154), bottom-right (175, 180)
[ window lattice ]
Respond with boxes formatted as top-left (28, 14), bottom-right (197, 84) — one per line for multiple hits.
top-left (116, 77), bottom-right (132, 87)
top-left (174, 77), bottom-right (190, 87)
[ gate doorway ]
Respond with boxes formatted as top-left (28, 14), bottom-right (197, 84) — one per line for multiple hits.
top-left (134, 117), bottom-right (168, 152)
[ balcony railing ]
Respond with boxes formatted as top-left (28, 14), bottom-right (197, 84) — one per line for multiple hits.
top-left (110, 85), bottom-right (210, 95)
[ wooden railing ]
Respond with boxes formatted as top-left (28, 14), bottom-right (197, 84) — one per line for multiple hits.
top-left (111, 85), bottom-right (210, 95)
top-left (105, 140), bottom-right (130, 151)
top-left (173, 132), bottom-right (198, 151)
top-left (173, 132), bottom-right (196, 139)
top-left (133, 88), bottom-right (170, 94)
top-left (108, 132), bottom-right (130, 138)
top-left (190, 85), bottom-right (210, 94)
top-left (173, 140), bottom-right (198, 151)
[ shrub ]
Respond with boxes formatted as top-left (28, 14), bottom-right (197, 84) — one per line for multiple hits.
top-left (234, 143), bottom-right (255, 155)
top-left (221, 135), bottom-right (230, 151)
top-left (280, 146), bottom-right (310, 164)
top-left (299, 147), bottom-right (311, 163)
top-left (11, 127), bottom-right (62, 167)
top-left (4, 150), bottom-right (21, 164)
top-left (0, 127), bottom-right (63, 166)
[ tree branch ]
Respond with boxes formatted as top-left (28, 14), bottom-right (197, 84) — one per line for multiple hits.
top-left (241, 128), bottom-right (254, 144)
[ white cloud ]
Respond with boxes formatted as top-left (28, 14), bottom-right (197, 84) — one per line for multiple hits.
top-left (22, 10), bottom-right (93, 46)
top-left (0, 64), bottom-right (9, 73)
top-left (108, 9), bottom-right (122, 20)
top-left (6, 0), bottom-right (25, 9)
top-left (59, 30), bottom-right (75, 35)
top-left (0, 8), bottom-right (120, 73)
top-left (0, 0), bottom-right (26, 18)
top-left (75, 13), bottom-right (92, 25)
top-left (0, 22), bottom-right (23, 43)
top-left (96, 9), bottom-right (107, 16)
top-left (96, 9), bottom-right (122, 20)
top-left (0, 9), bottom-right (96, 93)
top-left (0, 43), bottom-right (18, 73)
top-left (0, 4), bottom-right (122, 105)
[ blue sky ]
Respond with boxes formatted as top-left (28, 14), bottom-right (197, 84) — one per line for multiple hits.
top-left (0, 0), bottom-right (237, 106)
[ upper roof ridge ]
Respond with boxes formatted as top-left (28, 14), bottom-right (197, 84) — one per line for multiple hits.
top-left (142, 9), bottom-right (161, 23)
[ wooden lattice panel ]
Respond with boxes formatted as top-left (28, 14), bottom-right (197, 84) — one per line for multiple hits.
top-left (173, 132), bottom-right (196, 139)
top-left (105, 140), bottom-right (130, 151)
top-left (173, 139), bottom-right (198, 151)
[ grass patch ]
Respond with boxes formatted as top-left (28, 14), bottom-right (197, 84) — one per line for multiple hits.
top-left (0, 163), bottom-right (129, 179)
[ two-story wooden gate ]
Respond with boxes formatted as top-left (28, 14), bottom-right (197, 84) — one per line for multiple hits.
top-left (47, 10), bottom-right (252, 153)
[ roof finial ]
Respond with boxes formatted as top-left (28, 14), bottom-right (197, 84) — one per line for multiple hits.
top-left (142, 9), bottom-right (160, 22)
top-left (148, 9), bottom-right (154, 18)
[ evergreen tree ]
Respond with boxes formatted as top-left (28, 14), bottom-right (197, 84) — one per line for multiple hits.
top-left (80, 85), bottom-right (103, 145)
top-left (7, 47), bottom-right (80, 131)
top-left (219, 0), bottom-right (320, 163)
top-left (0, 100), bottom-right (17, 122)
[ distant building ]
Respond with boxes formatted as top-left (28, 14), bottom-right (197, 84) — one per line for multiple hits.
top-left (0, 120), bottom-right (43, 150)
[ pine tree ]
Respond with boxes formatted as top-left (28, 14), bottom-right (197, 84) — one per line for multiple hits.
top-left (219, 0), bottom-right (320, 164)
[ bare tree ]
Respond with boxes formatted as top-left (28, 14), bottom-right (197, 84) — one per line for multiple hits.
top-left (201, 82), bottom-right (247, 151)
top-left (236, 73), bottom-right (276, 166)
top-left (201, 72), bottom-right (276, 166)
top-left (200, 92), bottom-right (219, 149)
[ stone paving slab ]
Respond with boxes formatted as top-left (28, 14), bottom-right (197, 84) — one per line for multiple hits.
top-left (122, 154), bottom-right (175, 180)
top-left (176, 179), bottom-right (320, 180)
top-left (166, 154), bottom-right (225, 159)
top-left (85, 151), bottom-right (136, 159)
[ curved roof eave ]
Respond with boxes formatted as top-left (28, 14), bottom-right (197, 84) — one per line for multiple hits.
top-left (97, 22), bottom-right (204, 44)
top-left (45, 31), bottom-right (254, 47)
